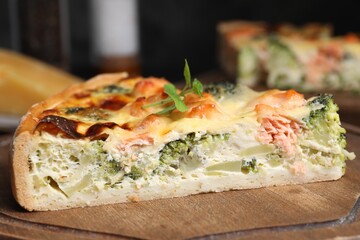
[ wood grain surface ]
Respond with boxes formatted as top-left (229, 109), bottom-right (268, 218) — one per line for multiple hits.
top-left (0, 124), bottom-right (359, 240)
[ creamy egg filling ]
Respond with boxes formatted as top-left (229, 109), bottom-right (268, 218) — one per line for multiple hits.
top-left (28, 121), bottom-right (265, 199)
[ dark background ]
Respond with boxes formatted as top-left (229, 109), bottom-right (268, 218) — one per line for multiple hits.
top-left (1, 0), bottom-right (360, 81)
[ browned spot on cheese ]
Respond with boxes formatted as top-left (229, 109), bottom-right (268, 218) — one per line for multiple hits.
top-left (99, 95), bottom-right (131, 111)
top-left (35, 115), bottom-right (81, 139)
top-left (128, 97), bottom-right (148, 117)
top-left (85, 122), bottom-right (119, 137)
top-left (36, 114), bottom-right (120, 140)
top-left (120, 122), bottom-right (134, 130)
top-left (133, 114), bottom-right (167, 131)
top-left (186, 103), bottom-right (220, 119)
top-left (184, 92), bottom-right (214, 104)
top-left (90, 133), bottom-right (109, 141)
top-left (38, 109), bottom-right (60, 120)
top-left (41, 109), bottom-right (60, 115)
top-left (132, 78), bottom-right (168, 98)
top-left (74, 91), bottom-right (91, 99)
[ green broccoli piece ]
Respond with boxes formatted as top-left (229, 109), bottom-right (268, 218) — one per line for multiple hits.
top-left (99, 84), bottom-right (131, 94)
top-left (301, 94), bottom-right (356, 168)
top-left (305, 94), bottom-right (346, 149)
top-left (203, 82), bottom-right (236, 100)
top-left (158, 132), bottom-right (231, 172)
top-left (125, 166), bottom-right (143, 180)
top-left (241, 158), bottom-right (258, 174)
top-left (159, 132), bottom-right (202, 169)
top-left (159, 139), bottom-right (190, 169)
top-left (103, 160), bottom-right (122, 175)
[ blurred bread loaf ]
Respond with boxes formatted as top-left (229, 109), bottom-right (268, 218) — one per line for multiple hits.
top-left (0, 49), bottom-right (81, 116)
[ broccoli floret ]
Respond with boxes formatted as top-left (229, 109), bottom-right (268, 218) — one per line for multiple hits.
top-left (158, 132), bottom-right (231, 172)
top-left (305, 94), bottom-right (346, 148)
top-left (159, 132), bottom-right (203, 169)
top-left (102, 160), bottom-right (122, 175)
top-left (159, 139), bottom-right (190, 169)
top-left (308, 94), bottom-right (337, 110)
top-left (203, 82), bottom-right (236, 99)
top-left (99, 84), bottom-right (131, 94)
top-left (303, 94), bottom-right (353, 168)
top-left (241, 158), bottom-right (258, 174)
top-left (125, 166), bottom-right (143, 180)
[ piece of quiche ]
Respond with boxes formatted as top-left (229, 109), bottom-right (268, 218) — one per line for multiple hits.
top-left (218, 21), bottom-right (332, 87)
top-left (267, 34), bottom-right (360, 91)
top-left (217, 21), bottom-right (268, 86)
top-left (11, 71), bottom-right (355, 211)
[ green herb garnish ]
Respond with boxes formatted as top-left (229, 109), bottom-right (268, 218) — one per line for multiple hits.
top-left (143, 59), bottom-right (203, 114)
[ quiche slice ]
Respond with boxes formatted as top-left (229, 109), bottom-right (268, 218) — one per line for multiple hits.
top-left (11, 72), bottom-right (355, 211)
top-left (217, 21), bottom-right (332, 87)
top-left (266, 35), bottom-right (360, 91)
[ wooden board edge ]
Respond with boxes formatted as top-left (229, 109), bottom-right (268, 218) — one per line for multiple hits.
top-left (189, 195), bottom-right (360, 239)
top-left (0, 211), bottom-right (134, 240)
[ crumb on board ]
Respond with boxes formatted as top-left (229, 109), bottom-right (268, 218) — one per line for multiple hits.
top-left (128, 195), bottom-right (140, 202)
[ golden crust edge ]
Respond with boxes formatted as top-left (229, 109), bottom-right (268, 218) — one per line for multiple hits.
top-left (10, 72), bottom-right (129, 211)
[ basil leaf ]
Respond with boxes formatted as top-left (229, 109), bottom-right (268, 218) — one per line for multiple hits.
top-left (164, 84), bottom-right (188, 112)
top-left (192, 78), bottom-right (203, 96)
top-left (143, 60), bottom-right (203, 114)
top-left (184, 59), bottom-right (191, 89)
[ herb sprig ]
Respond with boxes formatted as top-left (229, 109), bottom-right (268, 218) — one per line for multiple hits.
top-left (143, 60), bottom-right (203, 114)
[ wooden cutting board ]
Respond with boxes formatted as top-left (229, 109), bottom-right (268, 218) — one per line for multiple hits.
top-left (0, 124), bottom-right (360, 240)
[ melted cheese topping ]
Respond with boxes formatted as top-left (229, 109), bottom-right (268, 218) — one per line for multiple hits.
top-left (34, 77), bottom-right (310, 150)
